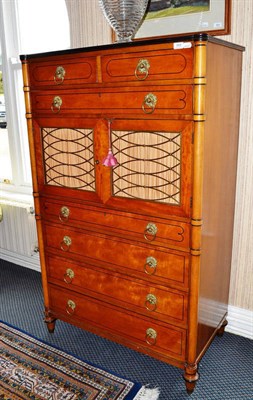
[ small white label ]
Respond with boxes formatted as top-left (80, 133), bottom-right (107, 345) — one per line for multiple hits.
top-left (214, 22), bottom-right (222, 28)
top-left (201, 22), bottom-right (209, 28)
top-left (173, 42), bottom-right (192, 50)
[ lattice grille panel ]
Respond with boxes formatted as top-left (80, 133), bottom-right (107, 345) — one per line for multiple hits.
top-left (112, 130), bottom-right (181, 204)
top-left (42, 128), bottom-right (95, 190)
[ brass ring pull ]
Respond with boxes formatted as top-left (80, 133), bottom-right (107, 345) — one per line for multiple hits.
top-left (51, 96), bottom-right (62, 113)
top-left (142, 93), bottom-right (157, 114)
top-left (145, 294), bottom-right (157, 311)
top-left (63, 268), bottom-right (75, 284)
top-left (66, 299), bottom-right (76, 315)
top-left (60, 235), bottom-right (72, 251)
top-left (59, 206), bottom-right (70, 222)
top-left (135, 59), bottom-right (150, 80)
top-left (144, 256), bottom-right (157, 275)
top-left (144, 222), bottom-right (157, 242)
top-left (146, 328), bottom-right (157, 345)
top-left (54, 66), bottom-right (65, 85)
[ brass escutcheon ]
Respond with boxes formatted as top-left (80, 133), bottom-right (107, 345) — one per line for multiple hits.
top-left (63, 268), bottom-right (75, 284)
top-left (66, 299), bottom-right (76, 315)
top-left (146, 328), bottom-right (157, 345)
top-left (135, 59), bottom-right (150, 80)
top-left (145, 293), bottom-right (157, 311)
top-left (59, 206), bottom-right (70, 222)
top-left (54, 66), bottom-right (65, 84)
top-left (60, 235), bottom-right (72, 251)
top-left (144, 222), bottom-right (157, 241)
top-left (51, 96), bottom-right (62, 113)
top-left (144, 256), bottom-right (157, 275)
top-left (142, 93), bottom-right (157, 114)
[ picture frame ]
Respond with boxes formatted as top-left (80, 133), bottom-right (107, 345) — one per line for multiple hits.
top-left (134, 0), bottom-right (231, 40)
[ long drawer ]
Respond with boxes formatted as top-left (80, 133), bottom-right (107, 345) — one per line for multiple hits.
top-left (47, 255), bottom-right (188, 326)
top-left (44, 223), bottom-right (189, 289)
top-left (48, 284), bottom-right (186, 361)
top-left (31, 86), bottom-right (192, 116)
top-left (42, 200), bottom-right (190, 250)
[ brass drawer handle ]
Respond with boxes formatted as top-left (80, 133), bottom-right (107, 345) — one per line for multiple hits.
top-left (59, 206), bottom-right (70, 222)
top-left (146, 328), bottom-right (157, 345)
top-left (135, 59), bottom-right (150, 80)
top-left (51, 96), bottom-right (62, 113)
top-left (144, 256), bottom-right (157, 275)
top-left (144, 222), bottom-right (157, 241)
top-left (64, 268), bottom-right (75, 284)
top-left (145, 294), bottom-right (157, 311)
top-left (66, 299), bottom-right (76, 315)
top-left (142, 93), bottom-right (157, 114)
top-left (54, 66), bottom-right (65, 85)
top-left (60, 235), bottom-right (72, 251)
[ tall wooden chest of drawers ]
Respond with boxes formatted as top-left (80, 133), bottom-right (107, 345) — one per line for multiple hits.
top-left (21, 34), bottom-right (244, 393)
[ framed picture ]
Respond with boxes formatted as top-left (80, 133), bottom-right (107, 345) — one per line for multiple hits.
top-left (135, 0), bottom-right (231, 39)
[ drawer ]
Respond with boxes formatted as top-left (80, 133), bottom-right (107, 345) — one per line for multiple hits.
top-left (42, 200), bottom-right (190, 250)
top-left (44, 224), bottom-right (189, 289)
top-left (101, 47), bottom-right (193, 83)
top-left (31, 86), bottom-right (192, 116)
top-left (47, 255), bottom-right (188, 325)
top-left (29, 57), bottom-right (97, 87)
top-left (49, 285), bottom-right (186, 361)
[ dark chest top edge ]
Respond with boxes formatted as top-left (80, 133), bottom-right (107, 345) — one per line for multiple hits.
top-left (20, 33), bottom-right (245, 61)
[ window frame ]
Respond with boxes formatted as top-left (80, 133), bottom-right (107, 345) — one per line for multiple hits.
top-left (0, 0), bottom-right (32, 196)
top-left (0, 0), bottom-right (70, 198)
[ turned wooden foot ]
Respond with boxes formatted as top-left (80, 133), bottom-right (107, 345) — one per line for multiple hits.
top-left (185, 380), bottom-right (197, 395)
top-left (217, 319), bottom-right (228, 337)
top-left (184, 363), bottom-right (199, 395)
top-left (44, 309), bottom-right (56, 333)
top-left (46, 320), bottom-right (56, 333)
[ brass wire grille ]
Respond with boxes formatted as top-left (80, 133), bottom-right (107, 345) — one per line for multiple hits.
top-left (112, 130), bottom-right (181, 204)
top-left (42, 128), bottom-right (95, 190)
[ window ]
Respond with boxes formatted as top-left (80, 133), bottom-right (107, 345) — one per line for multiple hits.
top-left (0, 0), bottom-right (70, 196)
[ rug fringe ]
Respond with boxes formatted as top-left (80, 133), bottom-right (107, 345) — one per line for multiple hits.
top-left (133, 386), bottom-right (160, 399)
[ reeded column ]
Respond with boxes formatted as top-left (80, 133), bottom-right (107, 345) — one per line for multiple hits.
top-left (184, 38), bottom-right (207, 394)
top-left (21, 60), bottom-right (55, 332)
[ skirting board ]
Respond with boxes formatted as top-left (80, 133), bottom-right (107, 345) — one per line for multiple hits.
top-left (227, 305), bottom-right (253, 340)
top-left (0, 249), bottom-right (252, 340)
top-left (0, 248), bottom-right (40, 272)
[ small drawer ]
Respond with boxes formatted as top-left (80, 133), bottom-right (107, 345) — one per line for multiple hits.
top-left (49, 285), bottom-right (186, 361)
top-left (29, 56), bottom-right (97, 87)
top-left (31, 86), bottom-right (192, 116)
top-left (101, 47), bottom-right (193, 83)
top-left (47, 255), bottom-right (188, 325)
top-left (42, 201), bottom-right (190, 250)
top-left (44, 224), bottom-right (189, 289)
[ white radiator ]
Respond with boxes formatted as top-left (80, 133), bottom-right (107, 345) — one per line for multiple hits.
top-left (0, 200), bottom-right (40, 271)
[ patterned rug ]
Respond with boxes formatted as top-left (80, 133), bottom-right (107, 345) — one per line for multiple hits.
top-left (0, 321), bottom-right (160, 399)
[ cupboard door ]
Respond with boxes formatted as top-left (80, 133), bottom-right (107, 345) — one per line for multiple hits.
top-left (32, 118), bottom-right (109, 203)
top-left (101, 119), bottom-right (193, 218)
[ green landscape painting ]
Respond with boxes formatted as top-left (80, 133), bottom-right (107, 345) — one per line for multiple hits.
top-left (146, 0), bottom-right (210, 20)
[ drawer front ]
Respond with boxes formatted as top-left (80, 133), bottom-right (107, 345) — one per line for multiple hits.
top-left (47, 255), bottom-right (188, 325)
top-left (42, 200), bottom-right (190, 250)
top-left (31, 86), bottom-right (192, 116)
top-left (44, 224), bottom-right (189, 288)
top-left (29, 57), bottom-right (97, 87)
top-left (101, 48), bottom-right (193, 83)
top-left (49, 285), bottom-right (186, 361)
